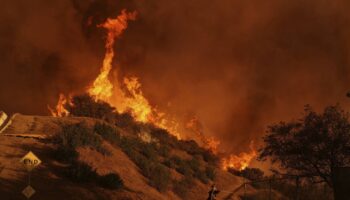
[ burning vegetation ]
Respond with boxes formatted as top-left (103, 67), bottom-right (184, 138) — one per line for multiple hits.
top-left (49, 10), bottom-right (256, 171)
top-left (221, 141), bottom-right (257, 171)
top-left (48, 93), bottom-right (70, 117)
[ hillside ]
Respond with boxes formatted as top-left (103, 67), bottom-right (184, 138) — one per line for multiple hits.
top-left (0, 113), bottom-right (254, 200)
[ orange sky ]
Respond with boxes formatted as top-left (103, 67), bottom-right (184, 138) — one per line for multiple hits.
top-left (0, 0), bottom-right (350, 155)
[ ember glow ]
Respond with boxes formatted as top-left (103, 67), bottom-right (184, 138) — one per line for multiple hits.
top-left (221, 142), bottom-right (257, 171)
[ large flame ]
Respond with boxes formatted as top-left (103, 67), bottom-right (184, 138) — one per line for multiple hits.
top-left (121, 77), bottom-right (152, 122)
top-left (48, 93), bottom-right (70, 117)
top-left (221, 141), bottom-right (257, 171)
top-left (49, 9), bottom-right (256, 170)
top-left (88, 10), bottom-right (136, 101)
top-left (86, 10), bottom-right (182, 139)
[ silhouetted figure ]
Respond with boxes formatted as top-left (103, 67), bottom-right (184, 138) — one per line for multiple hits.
top-left (207, 184), bottom-right (220, 200)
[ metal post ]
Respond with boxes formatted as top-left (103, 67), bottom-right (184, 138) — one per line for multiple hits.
top-left (269, 178), bottom-right (272, 200)
top-left (28, 171), bottom-right (31, 185)
top-left (244, 179), bottom-right (247, 199)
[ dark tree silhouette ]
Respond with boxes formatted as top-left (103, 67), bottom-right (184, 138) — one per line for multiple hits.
top-left (65, 94), bottom-right (116, 123)
top-left (259, 105), bottom-right (350, 188)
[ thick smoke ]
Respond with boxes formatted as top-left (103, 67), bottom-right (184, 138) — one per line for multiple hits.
top-left (0, 0), bottom-right (102, 114)
top-left (1, 0), bottom-right (350, 154)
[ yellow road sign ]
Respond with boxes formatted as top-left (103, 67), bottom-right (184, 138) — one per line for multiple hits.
top-left (22, 185), bottom-right (35, 199)
top-left (20, 151), bottom-right (41, 171)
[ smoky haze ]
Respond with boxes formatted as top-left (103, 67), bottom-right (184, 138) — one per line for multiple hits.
top-left (1, 0), bottom-right (350, 153)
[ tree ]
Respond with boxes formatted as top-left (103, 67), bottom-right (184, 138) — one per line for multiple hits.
top-left (259, 105), bottom-right (350, 189)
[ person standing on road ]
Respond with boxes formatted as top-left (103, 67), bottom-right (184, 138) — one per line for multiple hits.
top-left (207, 184), bottom-right (220, 200)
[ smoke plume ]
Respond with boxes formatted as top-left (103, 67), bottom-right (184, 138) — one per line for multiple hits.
top-left (1, 0), bottom-right (350, 154)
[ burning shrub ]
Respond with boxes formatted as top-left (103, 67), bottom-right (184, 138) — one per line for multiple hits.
top-left (228, 167), bottom-right (264, 181)
top-left (98, 173), bottom-right (124, 189)
top-left (66, 94), bottom-right (116, 123)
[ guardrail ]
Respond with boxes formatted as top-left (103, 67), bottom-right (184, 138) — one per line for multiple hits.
top-left (0, 113), bottom-right (18, 134)
top-left (0, 111), bottom-right (8, 128)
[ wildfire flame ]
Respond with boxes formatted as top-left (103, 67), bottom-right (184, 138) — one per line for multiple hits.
top-left (121, 77), bottom-right (183, 138)
top-left (86, 10), bottom-right (181, 139)
top-left (221, 141), bottom-right (257, 171)
top-left (48, 93), bottom-right (70, 117)
top-left (122, 77), bottom-right (152, 122)
top-left (185, 116), bottom-right (220, 153)
top-left (49, 9), bottom-right (257, 170)
top-left (88, 10), bottom-right (137, 101)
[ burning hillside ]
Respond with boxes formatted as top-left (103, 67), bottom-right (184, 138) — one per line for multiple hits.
top-left (48, 10), bottom-right (256, 171)
top-left (2, 0), bottom-right (350, 176)
top-left (2, 0), bottom-right (349, 199)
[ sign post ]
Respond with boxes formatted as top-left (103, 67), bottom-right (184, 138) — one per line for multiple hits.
top-left (20, 151), bottom-right (41, 199)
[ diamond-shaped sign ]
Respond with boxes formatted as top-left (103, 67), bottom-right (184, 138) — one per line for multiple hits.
top-left (22, 185), bottom-right (35, 199)
top-left (20, 151), bottom-right (41, 171)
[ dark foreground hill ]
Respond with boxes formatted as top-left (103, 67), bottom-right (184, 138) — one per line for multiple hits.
top-left (0, 114), bottom-right (265, 200)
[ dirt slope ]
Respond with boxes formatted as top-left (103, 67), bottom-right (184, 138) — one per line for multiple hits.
top-left (0, 114), bottom-right (245, 200)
